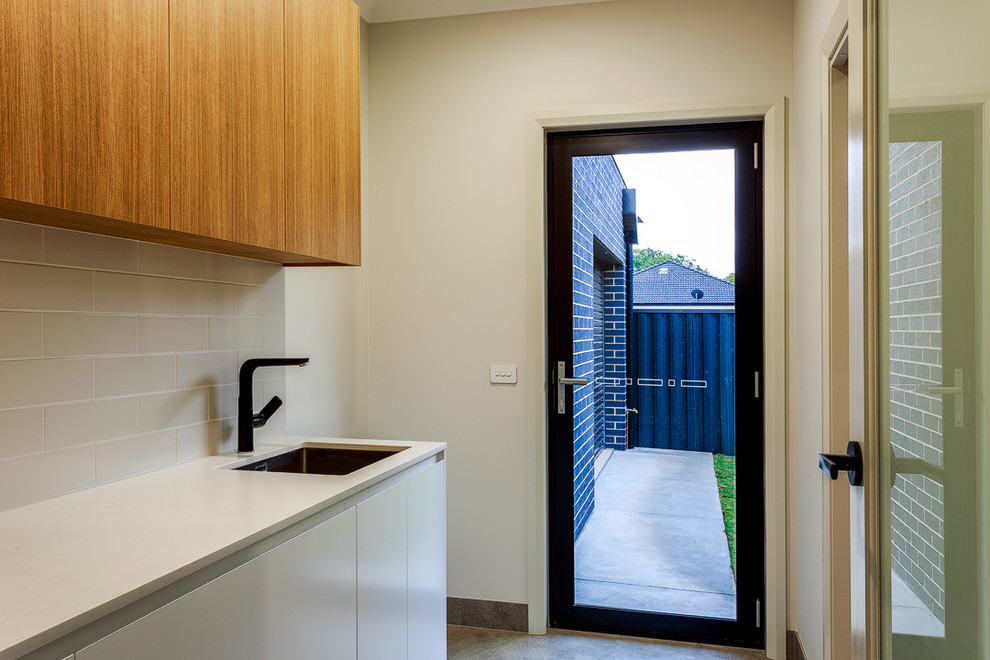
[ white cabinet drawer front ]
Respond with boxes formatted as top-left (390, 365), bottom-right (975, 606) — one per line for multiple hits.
top-left (357, 481), bottom-right (408, 660)
top-left (77, 509), bottom-right (357, 660)
top-left (407, 461), bottom-right (446, 660)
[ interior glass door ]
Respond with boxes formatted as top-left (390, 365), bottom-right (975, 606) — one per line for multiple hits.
top-left (879, 0), bottom-right (987, 656)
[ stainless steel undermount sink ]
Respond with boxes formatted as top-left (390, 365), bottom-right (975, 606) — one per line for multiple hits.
top-left (233, 443), bottom-right (408, 476)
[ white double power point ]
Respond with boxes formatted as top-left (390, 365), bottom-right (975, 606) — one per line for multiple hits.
top-left (489, 364), bottom-right (517, 384)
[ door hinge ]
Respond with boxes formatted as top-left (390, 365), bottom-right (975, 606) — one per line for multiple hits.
top-left (754, 371), bottom-right (760, 398)
top-left (756, 599), bottom-right (762, 628)
top-left (754, 143), bottom-right (759, 169)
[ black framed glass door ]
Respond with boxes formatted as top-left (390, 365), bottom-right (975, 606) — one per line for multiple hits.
top-left (547, 121), bottom-right (765, 649)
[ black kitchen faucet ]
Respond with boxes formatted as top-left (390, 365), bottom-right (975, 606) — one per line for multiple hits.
top-left (237, 357), bottom-right (309, 453)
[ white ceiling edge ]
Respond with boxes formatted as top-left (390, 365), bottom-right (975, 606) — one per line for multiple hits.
top-left (353, 0), bottom-right (617, 25)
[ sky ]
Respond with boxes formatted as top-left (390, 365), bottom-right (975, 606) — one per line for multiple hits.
top-left (613, 150), bottom-right (736, 279)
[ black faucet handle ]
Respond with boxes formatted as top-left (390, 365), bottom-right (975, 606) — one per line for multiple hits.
top-left (253, 396), bottom-right (283, 428)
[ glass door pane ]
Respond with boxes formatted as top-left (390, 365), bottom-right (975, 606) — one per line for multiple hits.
top-left (879, 1), bottom-right (986, 656)
top-left (570, 151), bottom-right (738, 621)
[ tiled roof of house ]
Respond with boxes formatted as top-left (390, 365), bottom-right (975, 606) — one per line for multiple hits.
top-left (632, 260), bottom-right (735, 305)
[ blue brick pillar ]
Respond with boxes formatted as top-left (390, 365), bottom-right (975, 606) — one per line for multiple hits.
top-left (604, 268), bottom-right (627, 449)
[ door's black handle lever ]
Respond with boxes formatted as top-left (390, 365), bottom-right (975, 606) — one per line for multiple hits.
top-left (819, 441), bottom-right (863, 486)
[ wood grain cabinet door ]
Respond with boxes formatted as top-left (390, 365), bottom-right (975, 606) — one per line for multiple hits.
top-left (169, 0), bottom-right (286, 251)
top-left (0, 0), bottom-right (169, 227)
top-left (285, 0), bottom-right (361, 264)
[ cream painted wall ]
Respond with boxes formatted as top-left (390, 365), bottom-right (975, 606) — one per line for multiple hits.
top-left (887, 0), bottom-right (990, 98)
top-left (790, 0), bottom-right (842, 658)
top-left (365, 0), bottom-right (792, 608)
top-left (285, 21), bottom-right (371, 439)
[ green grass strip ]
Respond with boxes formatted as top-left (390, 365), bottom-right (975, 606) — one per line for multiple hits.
top-left (713, 454), bottom-right (736, 577)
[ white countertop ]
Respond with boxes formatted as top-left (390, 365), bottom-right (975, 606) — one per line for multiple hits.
top-left (0, 436), bottom-right (445, 659)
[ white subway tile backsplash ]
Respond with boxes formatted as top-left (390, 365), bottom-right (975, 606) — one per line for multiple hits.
top-left (0, 220), bottom-right (43, 262)
top-left (0, 408), bottom-right (44, 460)
top-left (138, 389), bottom-right (210, 433)
top-left (0, 262), bottom-right (93, 311)
top-left (237, 284), bottom-right (284, 317)
top-left (262, 317), bottom-right (286, 348)
top-left (217, 420), bottom-right (236, 454)
top-left (254, 410), bottom-right (286, 444)
top-left (0, 220), bottom-right (285, 508)
top-left (95, 272), bottom-right (174, 314)
top-left (44, 313), bottom-right (137, 358)
top-left (0, 446), bottom-right (95, 511)
top-left (177, 421), bottom-right (220, 463)
top-left (264, 377), bottom-right (286, 403)
top-left (209, 383), bottom-right (238, 422)
top-left (138, 316), bottom-right (209, 353)
top-left (0, 312), bottom-right (43, 359)
top-left (208, 317), bottom-right (263, 351)
top-left (176, 351), bottom-right (237, 389)
top-left (96, 431), bottom-right (176, 484)
top-left (175, 280), bottom-right (238, 316)
top-left (45, 397), bottom-right (138, 450)
top-left (208, 254), bottom-right (264, 285)
top-left (260, 262), bottom-right (283, 288)
top-left (207, 318), bottom-right (236, 351)
top-left (137, 243), bottom-right (209, 280)
top-left (0, 359), bottom-right (93, 409)
top-left (44, 228), bottom-right (138, 272)
top-left (96, 355), bottom-right (176, 397)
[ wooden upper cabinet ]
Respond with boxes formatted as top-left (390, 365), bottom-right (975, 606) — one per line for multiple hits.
top-left (169, 0), bottom-right (286, 251)
top-left (0, 0), bottom-right (359, 264)
top-left (285, 0), bottom-right (361, 265)
top-left (0, 3), bottom-right (57, 208)
top-left (0, 0), bottom-right (169, 227)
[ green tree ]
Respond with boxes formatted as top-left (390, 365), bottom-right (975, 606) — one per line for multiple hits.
top-left (632, 247), bottom-right (709, 274)
top-left (725, 273), bottom-right (735, 284)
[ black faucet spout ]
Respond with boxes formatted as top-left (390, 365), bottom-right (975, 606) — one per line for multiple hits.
top-left (237, 358), bottom-right (309, 453)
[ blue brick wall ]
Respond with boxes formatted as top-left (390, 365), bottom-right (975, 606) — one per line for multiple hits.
top-left (572, 156), bottom-right (627, 540)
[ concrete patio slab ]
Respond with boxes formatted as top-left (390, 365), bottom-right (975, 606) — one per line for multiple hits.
top-left (576, 509), bottom-right (735, 594)
top-left (574, 448), bottom-right (736, 620)
top-left (891, 571), bottom-right (944, 638)
top-left (575, 579), bottom-right (736, 619)
top-left (594, 448), bottom-right (724, 521)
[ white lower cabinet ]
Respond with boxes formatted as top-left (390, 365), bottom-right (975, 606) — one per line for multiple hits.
top-left (407, 462), bottom-right (446, 660)
top-left (70, 457), bottom-right (446, 660)
top-left (76, 508), bottom-right (358, 660)
top-left (357, 481), bottom-right (408, 660)
top-left (355, 459), bottom-right (446, 660)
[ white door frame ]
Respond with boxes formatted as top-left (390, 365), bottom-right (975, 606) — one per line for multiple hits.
top-left (523, 98), bottom-right (788, 659)
top-left (821, 4), bottom-right (852, 658)
top-left (841, 0), bottom-right (881, 656)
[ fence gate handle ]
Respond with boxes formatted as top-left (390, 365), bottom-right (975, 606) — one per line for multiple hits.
top-left (556, 361), bottom-right (588, 414)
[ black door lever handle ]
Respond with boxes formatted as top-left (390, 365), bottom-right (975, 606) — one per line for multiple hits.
top-left (819, 441), bottom-right (864, 486)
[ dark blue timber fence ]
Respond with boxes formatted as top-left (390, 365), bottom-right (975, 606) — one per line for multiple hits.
top-left (632, 309), bottom-right (735, 455)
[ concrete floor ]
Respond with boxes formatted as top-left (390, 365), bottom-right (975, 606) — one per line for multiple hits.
top-left (447, 625), bottom-right (767, 659)
top-left (574, 449), bottom-right (736, 619)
